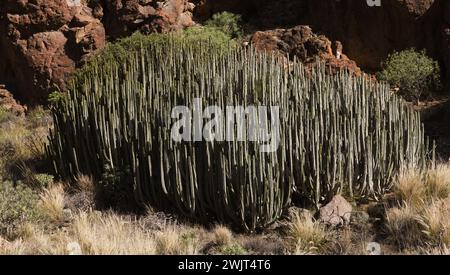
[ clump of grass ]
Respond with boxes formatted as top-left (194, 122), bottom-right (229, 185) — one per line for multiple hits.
top-left (212, 225), bottom-right (233, 246)
top-left (395, 170), bottom-right (426, 207)
top-left (155, 226), bottom-right (200, 255)
top-left (0, 106), bottom-right (14, 124)
top-left (76, 174), bottom-right (95, 193)
top-left (385, 203), bottom-right (423, 248)
top-left (38, 184), bottom-right (66, 224)
top-left (155, 227), bottom-right (180, 255)
top-left (72, 212), bottom-right (157, 255)
top-left (386, 164), bottom-right (450, 250)
top-left (0, 106), bottom-right (51, 182)
top-left (395, 165), bottom-right (450, 205)
top-left (418, 199), bottom-right (450, 247)
top-left (425, 165), bottom-right (450, 200)
top-left (287, 213), bottom-right (331, 254)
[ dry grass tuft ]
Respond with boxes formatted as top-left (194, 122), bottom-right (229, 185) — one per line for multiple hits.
top-left (425, 165), bottom-right (450, 201)
top-left (76, 174), bottom-right (95, 193)
top-left (38, 184), bottom-right (66, 223)
top-left (385, 203), bottom-right (422, 248)
top-left (387, 164), bottom-right (450, 250)
top-left (395, 165), bottom-right (450, 205)
top-left (395, 170), bottom-right (426, 207)
top-left (287, 213), bottom-right (330, 254)
top-left (417, 199), bottom-right (450, 247)
top-left (72, 211), bottom-right (156, 255)
top-left (155, 226), bottom-right (200, 255)
top-left (212, 225), bottom-right (233, 246)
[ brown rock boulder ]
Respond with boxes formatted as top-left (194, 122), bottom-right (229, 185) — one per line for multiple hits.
top-left (0, 0), bottom-right (106, 103)
top-left (0, 1), bottom-right (198, 103)
top-left (0, 84), bottom-right (27, 116)
top-left (319, 195), bottom-right (353, 227)
top-left (251, 26), bottom-right (362, 75)
top-left (103, 0), bottom-right (195, 38)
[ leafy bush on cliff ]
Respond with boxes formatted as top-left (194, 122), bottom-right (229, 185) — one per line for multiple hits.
top-left (205, 11), bottom-right (243, 39)
top-left (378, 49), bottom-right (442, 102)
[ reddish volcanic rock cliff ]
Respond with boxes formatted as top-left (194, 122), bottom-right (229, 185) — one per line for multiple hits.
top-left (250, 26), bottom-right (362, 75)
top-left (1, 0), bottom-right (449, 103)
top-left (0, 0), bottom-right (106, 103)
top-left (195, 0), bottom-right (450, 78)
top-left (0, 0), bottom-right (195, 103)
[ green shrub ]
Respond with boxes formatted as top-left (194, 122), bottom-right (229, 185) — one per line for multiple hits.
top-left (0, 181), bottom-right (40, 238)
top-left (218, 244), bottom-right (247, 255)
top-left (205, 12), bottom-right (243, 39)
top-left (183, 26), bottom-right (237, 48)
top-left (32, 173), bottom-right (55, 189)
top-left (378, 49), bottom-right (442, 102)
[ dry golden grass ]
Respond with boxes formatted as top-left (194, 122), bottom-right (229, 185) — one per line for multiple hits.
top-left (0, 223), bottom-right (68, 255)
top-left (212, 225), bottom-right (233, 246)
top-left (1, 211), bottom-right (201, 255)
top-left (386, 164), bottom-right (450, 250)
top-left (418, 199), bottom-right (450, 247)
top-left (425, 165), bottom-right (450, 200)
top-left (395, 165), bottom-right (450, 205)
top-left (38, 184), bottom-right (65, 223)
top-left (288, 213), bottom-right (330, 254)
top-left (154, 227), bottom-right (182, 255)
top-left (385, 203), bottom-right (422, 248)
top-left (421, 245), bottom-right (450, 255)
top-left (76, 174), bottom-right (94, 192)
top-left (395, 170), bottom-right (426, 207)
top-left (71, 212), bottom-right (157, 255)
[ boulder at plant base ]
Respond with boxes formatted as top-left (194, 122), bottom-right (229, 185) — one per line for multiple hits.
top-left (319, 195), bottom-right (353, 227)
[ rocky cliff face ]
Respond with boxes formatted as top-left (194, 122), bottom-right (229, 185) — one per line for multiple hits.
top-left (0, 0), bottom-right (106, 103)
top-left (196, 0), bottom-right (450, 77)
top-left (0, 84), bottom-right (26, 116)
top-left (251, 26), bottom-right (362, 75)
top-left (0, 0), bottom-right (194, 103)
top-left (1, 0), bottom-right (449, 103)
top-left (100, 0), bottom-right (195, 38)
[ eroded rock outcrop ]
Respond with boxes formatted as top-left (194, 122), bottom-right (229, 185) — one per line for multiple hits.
top-left (0, 0), bottom-right (196, 103)
top-left (195, 0), bottom-right (450, 83)
top-left (1, 0), bottom-right (450, 102)
top-left (102, 0), bottom-right (195, 38)
top-left (0, 0), bottom-right (106, 103)
top-left (251, 26), bottom-right (362, 75)
top-left (0, 84), bottom-right (27, 116)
